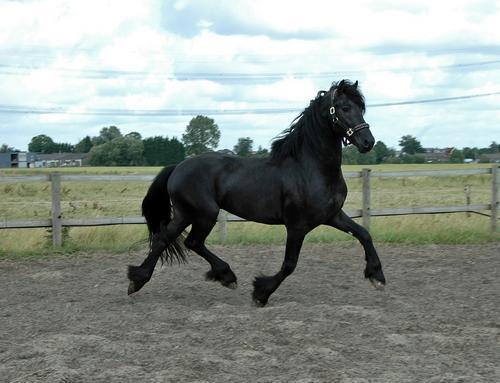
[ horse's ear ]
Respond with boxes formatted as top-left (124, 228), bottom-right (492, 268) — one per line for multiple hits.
top-left (354, 80), bottom-right (358, 88)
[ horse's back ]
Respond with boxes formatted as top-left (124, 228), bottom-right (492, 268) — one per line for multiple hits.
top-left (169, 153), bottom-right (283, 223)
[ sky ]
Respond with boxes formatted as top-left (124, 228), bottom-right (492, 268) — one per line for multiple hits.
top-left (0, 0), bottom-right (499, 152)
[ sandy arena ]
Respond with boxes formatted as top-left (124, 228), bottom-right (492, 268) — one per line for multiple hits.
top-left (1, 243), bottom-right (499, 382)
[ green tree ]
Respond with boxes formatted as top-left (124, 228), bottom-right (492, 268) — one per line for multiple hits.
top-left (182, 115), bottom-right (220, 155)
top-left (488, 141), bottom-right (499, 153)
top-left (373, 141), bottom-right (394, 164)
top-left (342, 145), bottom-right (360, 164)
top-left (399, 135), bottom-right (424, 155)
top-left (88, 145), bottom-right (109, 165)
top-left (164, 137), bottom-right (185, 164)
top-left (92, 126), bottom-right (122, 146)
top-left (342, 145), bottom-right (377, 165)
top-left (75, 136), bottom-right (93, 153)
top-left (54, 142), bottom-right (74, 153)
top-left (28, 134), bottom-right (57, 153)
top-left (462, 147), bottom-right (478, 160)
top-left (89, 136), bottom-right (144, 166)
top-left (125, 131), bottom-right (142, 140)
top-left (0, 144), bottom-right (16, 153)
top-left (233, 137), bottom-right (253, 157)
top-left (449, 149), bottom-right (464, 163)
top-left (400, 154), bottom-right (425, 164)
top-left (254, 145), bottom-right (269, 157)
top-left (143, 136), bottom-right (186, 165)
top-left (358, 150), bottom-right (377, 165)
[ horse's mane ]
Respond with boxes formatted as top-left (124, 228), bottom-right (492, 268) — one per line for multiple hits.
top-left (270, 80), bottom-right (365, 162)
top-left (270, 100), bottom-right (320, 162)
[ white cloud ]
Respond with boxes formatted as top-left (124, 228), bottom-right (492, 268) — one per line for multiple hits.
top-left (244, 78), bottom-right (317, 104)
top-left (0, 0), bottom-right (499, 152)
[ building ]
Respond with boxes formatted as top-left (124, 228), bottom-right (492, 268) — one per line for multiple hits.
top-left (0, 152), bottom-right (90, 168)
top-left (33, 153), bottom-right (90, 167)
top-left (0, 151), bottom-right (37, 168)
top-left (217, 149), bottom-right (236, 155)
top-left (417, 147), bottom-right (455, 163)
top-left (479, 153), bottom-right (500, 163)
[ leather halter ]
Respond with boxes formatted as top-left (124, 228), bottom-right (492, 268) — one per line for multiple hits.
top-left (329, 89), bottom-right (370, 146)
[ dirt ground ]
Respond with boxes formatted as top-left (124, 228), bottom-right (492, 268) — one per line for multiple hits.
top-left (1, 243), bottom-right (499, 383)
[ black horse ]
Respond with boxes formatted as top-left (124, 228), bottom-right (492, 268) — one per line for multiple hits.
top-left (128, 79), bottom-right (385, 306)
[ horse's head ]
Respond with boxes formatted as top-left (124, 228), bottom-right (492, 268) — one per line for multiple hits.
top-left (327, 80), bottom-right (374, 153)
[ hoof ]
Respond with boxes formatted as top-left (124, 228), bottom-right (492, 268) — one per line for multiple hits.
top-left (252, 275), bottom-right (273, 307)
top-left (128, 279), bottom-right (149, 295)
top-left (369, 278), bottom-right (385, 290)
top-left (205, 269), bottom-right (237, 289)
top-left (128, 281), bottom-right (138, 295)
top-left (127, 265), bottom-right (150, 295)
top-left (252, 296), bottom-right (267, 308)
top-left (226, 282), bottom-right (238, 290)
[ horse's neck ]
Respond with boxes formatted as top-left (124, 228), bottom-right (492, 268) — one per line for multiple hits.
top-left (289, 106), bottom-right (344, 178)
top-left (300, 135), bottom-right (344, 178)
top-left (316, 110), bottom-right (343, 169)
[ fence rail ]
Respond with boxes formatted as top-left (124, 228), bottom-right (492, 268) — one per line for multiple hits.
top-left (1, 165), bottom-right (498, 246)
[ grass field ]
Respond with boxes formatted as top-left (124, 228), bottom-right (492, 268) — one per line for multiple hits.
top-left (0, 163), bottom-right (498, 256)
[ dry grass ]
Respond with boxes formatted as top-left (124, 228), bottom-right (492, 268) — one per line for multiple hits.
top-left (0, 164), bottom-right (498, 256)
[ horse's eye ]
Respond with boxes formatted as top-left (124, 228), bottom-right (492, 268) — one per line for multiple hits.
top-left (342, 106), bottom-right (350, 112)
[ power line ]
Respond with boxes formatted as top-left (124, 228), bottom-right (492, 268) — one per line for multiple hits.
top-left (0, 59), bottom-right (499, 82)
top-left (369, 91), bottom-right (500, 107)
top-left (1, 91), bottom-right (499, 117)
top-left (0, 65), bottom-right (347, 81)
top-left (0, 105), bottom-right (296, 116)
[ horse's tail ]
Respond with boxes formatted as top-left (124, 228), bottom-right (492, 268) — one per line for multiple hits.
top-left (142, 165), bottom-right (188, 264)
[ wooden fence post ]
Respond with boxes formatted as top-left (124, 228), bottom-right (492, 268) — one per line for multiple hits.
top-left (464, 185), bottom-right (471, 218)
top-left (362, 168), bottom-right (371, 230)
top-left (218, 210), bottom-right (228, 243)
top-left (50, 173), bottom-right (62, 247)
top-left (492, 165), bottom-right (499, 233)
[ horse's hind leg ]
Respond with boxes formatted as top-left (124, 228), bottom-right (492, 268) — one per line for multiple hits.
top-left (184, 217), bottom-right (237, 289)
top-left (128, 216), bottom-right (189, 295)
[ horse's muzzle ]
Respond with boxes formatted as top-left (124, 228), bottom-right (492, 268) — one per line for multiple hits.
top-left (352, 125), bottom-right (374, 153)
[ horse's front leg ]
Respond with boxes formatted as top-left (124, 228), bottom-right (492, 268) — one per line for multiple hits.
top-left (328, 210), bottom-right (385, 289)
top-left (252, 227), bottom-right (306, 307)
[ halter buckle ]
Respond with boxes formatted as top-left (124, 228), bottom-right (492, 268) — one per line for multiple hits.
top-left (329, 106), bottom-right (335, 115)
top-left (346, 127), bottom-right (354, 137)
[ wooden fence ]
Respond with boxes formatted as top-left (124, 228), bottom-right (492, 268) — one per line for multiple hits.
top-left (1, 166), bottom-right (498, 246)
